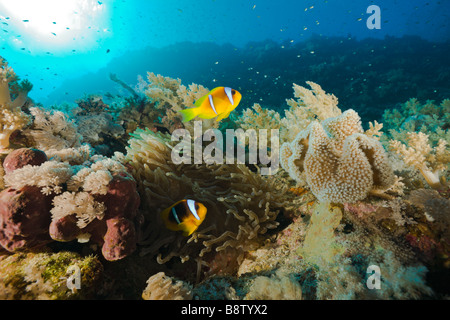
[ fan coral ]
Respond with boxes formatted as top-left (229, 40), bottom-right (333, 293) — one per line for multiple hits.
top-left (142, 272), bottom-right (193, 300)
top-left (126, 128), bottom-right (297, 273)
top-left (389, 132), bottom-right (449, 190)
top-left (0, 57), bottom-right (32, 152)
top-left (281, 109), bottom-right (395, 203)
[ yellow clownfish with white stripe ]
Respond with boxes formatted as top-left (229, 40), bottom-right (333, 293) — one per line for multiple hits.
top-left (160, 199), bottom-right (207, 236)
top-left (179, 86), bottom-right (242, 122)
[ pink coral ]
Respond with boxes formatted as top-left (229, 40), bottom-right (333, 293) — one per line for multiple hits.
top-left (0, 186), bottom-right (52, 251)
top-left (3, 148), bottom-right (48, 174)
top-left (49, 174), bottom-right (141, 261)
top-left (343, 202), bottom-right (379, 219)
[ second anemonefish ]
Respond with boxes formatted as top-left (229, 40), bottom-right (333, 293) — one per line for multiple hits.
top-left (160, 199), bottom-right (207, 236)
top-left (179, 86), bottom-right (242, 122)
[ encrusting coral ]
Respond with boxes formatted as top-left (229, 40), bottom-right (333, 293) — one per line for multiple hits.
top-left (281, 108), bottom-right (395, 203)
top-left (244, 270), bottom-right (302, 300)
top-left (0, 57), bottom-right (32, 152)
top-left (0, 251), bottom-right (103, 300)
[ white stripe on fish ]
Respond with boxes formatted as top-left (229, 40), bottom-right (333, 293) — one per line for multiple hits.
top-left (208, 94), bottom-right (218, 114)
top-left (225, 87), bottom-right (234, 105)
top-left (187, 199), bottom-right (200, 220)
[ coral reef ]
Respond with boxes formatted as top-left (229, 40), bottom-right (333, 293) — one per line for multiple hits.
top-left (0, 186), bottom-right (53, 252)
top-left (0, 58), bottom-right (32, 152)
top-left (2, 147), bottom-right (47, 174)
top-left (142, 272), bottom-right (193, 300)
top-left (0, 53), bottom-right (448, 300)
top-left (389, 132), bottom-right (449, 190)
top-left (0, 251), bottom-right (103, 300)
top-left (244, 271), bottom-right (302, 300)
top-left (1, 147), bottom-right (140, 261)
top-left (382, 98), bottom-right (450, 146)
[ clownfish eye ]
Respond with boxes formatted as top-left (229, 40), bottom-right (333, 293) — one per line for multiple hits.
top-left (231, 89), bottom-right (236, 95)
top-left (195, 204), bottom-right (200, 210)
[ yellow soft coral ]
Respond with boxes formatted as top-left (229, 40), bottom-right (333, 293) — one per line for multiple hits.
top-left (142, 272), bottom-right (192, 300)
top-left (237, 103), bottom-right (282, 131)
top-left (142, 72), bottom-right (216, 134)
top-left (0, 58), bottom-right (32, 152)
top-left (389, 132), bottom-right (449, 189)
top-left (281, 109), bottom-right (395, 203)
top-left (281, 81), bottom-right (341, 143)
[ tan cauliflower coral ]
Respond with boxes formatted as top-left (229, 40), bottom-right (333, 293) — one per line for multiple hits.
top-left (281, 109), bottom-right (395, 203)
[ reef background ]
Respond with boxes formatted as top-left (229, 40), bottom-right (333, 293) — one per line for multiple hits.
top-left (43, 36), bottom-right (450, 125)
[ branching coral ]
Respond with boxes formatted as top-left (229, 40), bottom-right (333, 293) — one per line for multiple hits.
top-left (281, 109), bottom-right (395, 203)
top-left (0, 57), bottom-right (32, 152)
top-left (389, 132), bottom-right (449, 189)
top-left (126, 128), bottom-right (298, 274)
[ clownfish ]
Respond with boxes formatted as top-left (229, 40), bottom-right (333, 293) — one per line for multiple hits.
top-left (179, 86), bottom-right (242, 122)
top-left (160, 199), bottom-right (207, 236)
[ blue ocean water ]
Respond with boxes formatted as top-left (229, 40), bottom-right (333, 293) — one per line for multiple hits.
top-left (1, 0), bottom-right (449, 120)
